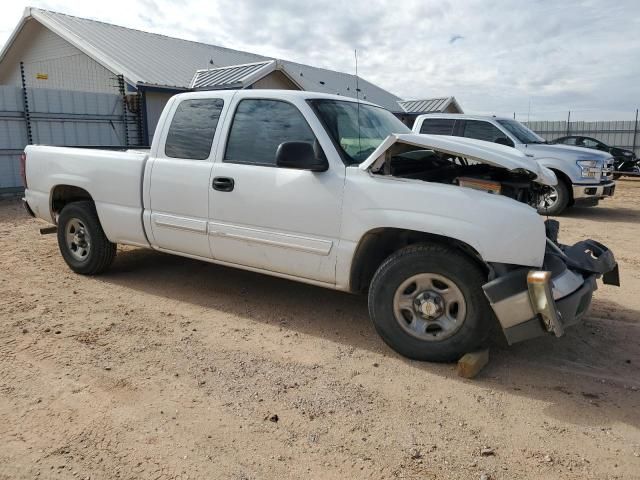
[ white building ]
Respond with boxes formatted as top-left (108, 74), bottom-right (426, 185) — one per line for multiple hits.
top-left (0, 7), bottom-right (407, 143)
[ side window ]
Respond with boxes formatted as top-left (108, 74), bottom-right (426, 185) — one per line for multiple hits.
top-left (462, 120), bottom-right (505, 143)
top-left (225, 99), bottom-right (317, 166)
top-left (165, 98), bottom-right (224, 160)
top-left (582, 138), bottom-right (599, 148)
top-left (561, 137), bottom-right (577, 145)
top-left (419, 118), bottom-right (455, 135)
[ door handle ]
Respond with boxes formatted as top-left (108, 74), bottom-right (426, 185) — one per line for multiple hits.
top-left (212, 176), bottom-right (234, 192)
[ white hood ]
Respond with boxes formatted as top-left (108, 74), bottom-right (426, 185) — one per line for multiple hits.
top-left (522, 143), bottom-right (613, 161)
top-left (359, 133), bottom-right (557, 186)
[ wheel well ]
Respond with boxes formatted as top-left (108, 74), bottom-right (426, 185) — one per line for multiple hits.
top-left (51, 185), bottom-right (94, 220)
top-left (349, 228), bottom-right (487, 293)
top-left (549, 168), bottom-right (574, 203)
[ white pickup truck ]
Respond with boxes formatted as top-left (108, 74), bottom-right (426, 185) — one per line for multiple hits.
top-left (22, 90), bottom-right (619, 362)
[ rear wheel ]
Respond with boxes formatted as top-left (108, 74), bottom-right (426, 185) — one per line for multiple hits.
top-left (537, 178), bottom-right (570, 215)
top-left (57, 201), bottom-right (116, 275)
top-left (368, 244), bottom-right (494, 362)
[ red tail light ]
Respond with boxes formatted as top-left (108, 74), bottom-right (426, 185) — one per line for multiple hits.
top-left (20, 152), bottom-right (27, 188)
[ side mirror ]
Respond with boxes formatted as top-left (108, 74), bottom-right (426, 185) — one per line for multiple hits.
top-left (495, 137), bottom-right (515, 148)
top-left (275, 141), bottom-right (328, 172)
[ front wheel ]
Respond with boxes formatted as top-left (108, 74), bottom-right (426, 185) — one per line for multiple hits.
top-left (368, 244), bottom-right (495, 362)
top-left (537, 178), bottom-right (570, 216)
top-left (57, 201), bottom-right (116, 275)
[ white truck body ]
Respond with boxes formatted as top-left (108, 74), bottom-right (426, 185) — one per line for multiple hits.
top-left (22, 90), bottom-right (619, 360)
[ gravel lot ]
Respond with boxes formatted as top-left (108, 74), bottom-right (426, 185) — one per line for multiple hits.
top-left (1, 180), bottom-right (639, 480)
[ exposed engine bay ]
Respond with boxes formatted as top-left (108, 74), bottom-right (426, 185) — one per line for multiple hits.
top-left (371, 145), bottom-right (547, 207)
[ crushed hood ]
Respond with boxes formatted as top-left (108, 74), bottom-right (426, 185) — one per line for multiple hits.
top-left (359, 133), bottom-right (557, 186)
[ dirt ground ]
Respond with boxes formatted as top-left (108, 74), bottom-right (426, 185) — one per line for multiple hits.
top-left (1, 180), bottom-right (639, 480)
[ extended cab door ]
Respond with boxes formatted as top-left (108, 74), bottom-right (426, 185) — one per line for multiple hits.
top-left (208, 97), bottom-right (344, 284)
top-left (147, 96), bottom-right (227, 258)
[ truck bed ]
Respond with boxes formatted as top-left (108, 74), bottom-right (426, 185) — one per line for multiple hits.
top-left (24, 145), bottom-right (150, 247)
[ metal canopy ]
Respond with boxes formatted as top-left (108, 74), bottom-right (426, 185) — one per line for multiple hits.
top-left (190, 61), bottom-right (276, 90)
top-left (398, 97), bottom-right (463, 114)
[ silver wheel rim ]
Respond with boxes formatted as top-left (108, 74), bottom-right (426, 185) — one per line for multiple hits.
top-left (65, 218), bottom-right (91, 261)
top-left (392, 273), bottom-right (467, 341)
top-left (539, 185), bottom-right (559, 210)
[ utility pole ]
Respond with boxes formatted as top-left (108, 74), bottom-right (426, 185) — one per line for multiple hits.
top-left (633, 108), bottom-right (638, 154)
top-left (566, 111), bottom-right (571, 136)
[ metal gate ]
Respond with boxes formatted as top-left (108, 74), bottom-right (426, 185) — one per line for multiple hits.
top-left (524, 116), bottom-right (640, 157)
top-left (0, 73), bottom-right (144, 194)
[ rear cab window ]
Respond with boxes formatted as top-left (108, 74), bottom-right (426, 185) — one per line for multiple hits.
top-left (419, 118), bottom-right (456, 135)
top-left (165, 98), bottom-right (224, 160)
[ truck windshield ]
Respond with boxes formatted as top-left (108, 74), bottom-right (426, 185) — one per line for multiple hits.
top-left (309, 99), bottom-right (410, 164)
top-left (497, 119), bottom-right (546, 144)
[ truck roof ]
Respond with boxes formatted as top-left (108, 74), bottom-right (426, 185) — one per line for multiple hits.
top-left (172, 89), bottom-right (380, 108)
top-left (414, 113), bottom-right (514, 122)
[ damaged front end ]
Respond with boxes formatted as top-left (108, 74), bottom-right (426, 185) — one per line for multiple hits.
top-left (483, 220), bottom-right (620, 344)
top-left (360, 134), bottom-right (618, 342)
top-left (361, 133), bottom-right (556, 209)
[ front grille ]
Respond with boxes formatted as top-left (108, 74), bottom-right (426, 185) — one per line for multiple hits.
top-left (602, 159), bottom-right (614, 180)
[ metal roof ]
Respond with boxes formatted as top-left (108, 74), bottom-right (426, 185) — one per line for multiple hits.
top-left (277, 59), bottom-right (401, 111)
top-left (0, 8), bottom-right (402, 110)
top-left (190, 61), bottom-right (277, 90)
top-left (398, 97), bottom-right (463, 114)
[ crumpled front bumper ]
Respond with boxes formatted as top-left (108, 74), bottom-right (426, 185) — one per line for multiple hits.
top-left (482, 222), bottom-right (619, 344)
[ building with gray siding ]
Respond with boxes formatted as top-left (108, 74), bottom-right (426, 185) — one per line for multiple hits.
top-left (0, 7), bottom-right (406, 143)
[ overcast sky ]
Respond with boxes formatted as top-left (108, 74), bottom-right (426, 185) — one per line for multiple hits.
top-left (1, 0), bottom-right (639, 120)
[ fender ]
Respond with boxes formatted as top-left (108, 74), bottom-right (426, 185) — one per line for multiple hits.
top-left (335, 168), bottom-right (547, 290)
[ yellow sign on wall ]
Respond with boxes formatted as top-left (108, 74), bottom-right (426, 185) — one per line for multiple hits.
top-left (36, 73), bottom-right (48, 80)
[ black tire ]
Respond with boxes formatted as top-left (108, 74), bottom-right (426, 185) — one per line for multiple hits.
top-left (537, 178), bottom-right (570, 216)
top-left (368, 243), bottom-right (494, 362)
top-left (57, 201), bottom-right (116, 275)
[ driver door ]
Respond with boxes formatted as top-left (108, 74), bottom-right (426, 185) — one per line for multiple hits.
top-left (208, 97), bottom-right (345, 283)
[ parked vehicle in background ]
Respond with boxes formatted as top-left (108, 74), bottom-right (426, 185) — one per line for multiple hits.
top-left (21, 90), bottom-right (619, 362)
top-left (413, 114), bottom-right (616, 215)
top-left (551, 135), bottom-right (639, 177)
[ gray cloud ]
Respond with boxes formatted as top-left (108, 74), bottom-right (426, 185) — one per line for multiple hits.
top-left (1, 0), bottom-right (639, 120)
